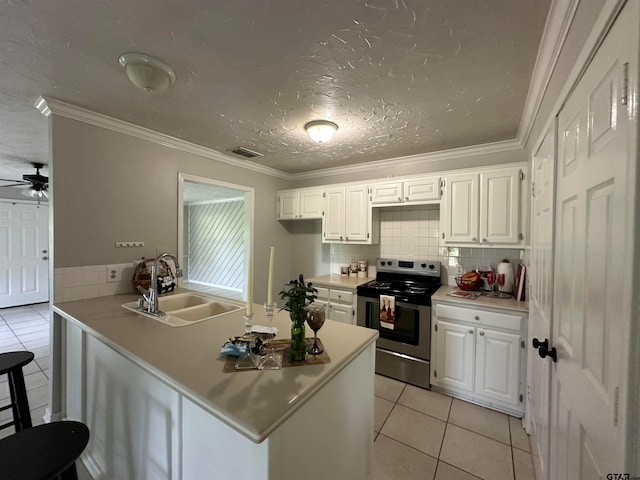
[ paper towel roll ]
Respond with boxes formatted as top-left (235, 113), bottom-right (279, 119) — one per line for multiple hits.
top-left (497, 260), bottom-right (515, 294)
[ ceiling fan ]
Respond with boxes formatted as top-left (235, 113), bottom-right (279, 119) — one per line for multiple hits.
top-left (0, 163), bottom-right (49, 199)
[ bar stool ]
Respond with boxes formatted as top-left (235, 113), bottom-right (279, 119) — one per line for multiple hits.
top-left (0, 420), bottom-right (90, 480)
top-left (0, 350), bottom-right (34, 432)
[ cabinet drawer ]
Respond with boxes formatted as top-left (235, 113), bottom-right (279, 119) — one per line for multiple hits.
top-left (435, 304), bottom-right (523, 331)
top-left (329, 289), bottom-right (353, 304)
top-left (315, 287), bottom-right (329, 300)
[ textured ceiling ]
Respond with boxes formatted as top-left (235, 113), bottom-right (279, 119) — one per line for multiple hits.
top-left (0, 0), bottom-right (551, 188)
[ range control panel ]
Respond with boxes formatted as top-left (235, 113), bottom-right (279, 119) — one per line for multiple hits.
top-left (376, 258), bottom-right (441, 277)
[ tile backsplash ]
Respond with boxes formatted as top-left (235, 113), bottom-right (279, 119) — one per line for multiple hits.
top-left (328, 205), bottom-right (524, 285)
top-left (54, 263), bottom-right (135, 303)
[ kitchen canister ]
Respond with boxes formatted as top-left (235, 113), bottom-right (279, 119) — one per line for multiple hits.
top-left (357, 260), bottom-right (368, 278)
top-left (497, 259), bottom-right (515, 294)
top-left (340, 265), bottom-right (349, 276)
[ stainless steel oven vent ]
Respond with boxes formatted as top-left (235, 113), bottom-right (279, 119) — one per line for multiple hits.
top-left (228, 147), bottom-right (263, 158)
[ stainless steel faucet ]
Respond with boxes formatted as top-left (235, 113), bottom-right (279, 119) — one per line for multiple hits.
top-left (137, 253), bottom-right (183, 316)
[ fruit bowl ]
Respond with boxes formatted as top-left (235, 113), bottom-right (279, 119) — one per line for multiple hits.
top-left (455, 275), bottom-right (482, 291)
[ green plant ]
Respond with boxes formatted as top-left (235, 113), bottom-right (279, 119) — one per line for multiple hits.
top-left (279, 274), bottom-right (318, 320)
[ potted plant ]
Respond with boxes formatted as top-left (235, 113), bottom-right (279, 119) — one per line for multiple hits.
top-left (279, 274), bottom-right (318, 361)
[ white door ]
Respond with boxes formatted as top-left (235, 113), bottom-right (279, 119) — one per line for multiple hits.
top-left (442, 173), bottom-right (479, 244)
top-left (550, 5), bottom-right (635, 477)
top-left (480, 167), bottom-right (521, 244)
top-left (277, 191), bottom-right (298, 220)
top-left (404, 176), bottom-right (440, 202)
top-left (370, 181), bottom-right (403, 205)
top-left (527, 124), bottom-right (556, 480)
top-left (344, 185), bottom-right (368, 242)
top-left (433, 319), bottom-right (475, 392)
top-left (322, 187), bottom-right (344, 242)
top-left (475, 328), bottom-right (520, 407)
top-left (0, 202), bottom-right (49, 307)
top-left (298, 189), bottom-right (323, 219)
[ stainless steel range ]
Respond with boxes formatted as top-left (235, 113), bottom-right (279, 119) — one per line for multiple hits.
top-left (356, 258), bottom-right (441, 389)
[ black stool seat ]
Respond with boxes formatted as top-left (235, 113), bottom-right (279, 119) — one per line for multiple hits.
top-left (0, 421), bottom-right (90, 480)
top-left (0, 350), bottom-right (35, 432)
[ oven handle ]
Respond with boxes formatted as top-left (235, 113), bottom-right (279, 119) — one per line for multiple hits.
top-left (360, 296), bottom-right (420, 308)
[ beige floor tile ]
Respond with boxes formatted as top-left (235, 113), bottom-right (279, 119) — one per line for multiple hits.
top-left (370, 434), bottom-right (437, 480)
top-left (448, 399), bottom-right (510, 444)
top-left (509, 417), bottom-right (531, 452)
top-left (374, 395), bottom-right (395, 433)
top-left (513, 448), bottom-right (536, 480)
top-left (375, 374), bottom-right (405, 402)
top-left (435, 461), bottom-right (483, 480)
top-left (381, 404), bottom-right (446, 458)
top-left (440, 424), bottom-right (513, 480)
top-left (398, 385), bottom-right (452, 421)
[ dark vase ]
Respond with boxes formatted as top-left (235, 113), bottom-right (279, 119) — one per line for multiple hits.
top-left (289, 313), bottom-right (306, 362)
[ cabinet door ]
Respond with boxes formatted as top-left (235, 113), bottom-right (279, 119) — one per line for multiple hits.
top-left (442, 173), bottom-right (479, 244)
top-left (314, 299), bottom-right (329, 319)
top-left (344, 185), bottom-right (369, 242)
top-left (475, 328), bottom-right (521, 406)
top-left (404, 177), bottom-right (440, 202)
top-left (299, 189), bottom-right (324, 219)
top-left (329, 303), bottom-right (353, 324)
top-left (370, 181), bottom-right (403, 204)
top-left (323, 187), bottom-right (345, 242)
top-left (433, 320), bottom-right (475, 392)
top-left (480, 168), bottom-right (521, 244)
top-left (278, 191), bottom-right (299, 220)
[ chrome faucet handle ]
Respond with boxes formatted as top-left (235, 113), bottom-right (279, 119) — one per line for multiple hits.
top-left (175, 267), bottom-right (183, 278)
top-left (137, 285), bottom-right (149, 295)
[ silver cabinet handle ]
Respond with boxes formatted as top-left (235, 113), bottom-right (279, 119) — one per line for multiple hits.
top-left (42, 256), bottom-right (48, 260)
top-left (405, 196), bottom-right (409, 201)
top-left (468, 329), bottom-right (474, 334)
top-left (479, 331), bottom-right (485, 336)
top-left (472, 237), bottom-right (478, 242)
top-left (482, 238), bottom-right (487, 243)
top-left (398, 197), bottom-right (402, 201)
top-left (474, 315), bottom-right (480, 320)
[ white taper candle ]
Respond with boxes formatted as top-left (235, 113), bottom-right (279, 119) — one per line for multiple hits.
top-left (267, 246), bottom-right (275, 305)
top-left (246, 256), bottom-right (253, 316)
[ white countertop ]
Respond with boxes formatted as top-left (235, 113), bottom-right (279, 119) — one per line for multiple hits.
top-left (53, 289), bottom-right (378, 443)
top-left (307, 274), bottom-right (372, 290)
top-left (432, 286), bottom-right (529, 313)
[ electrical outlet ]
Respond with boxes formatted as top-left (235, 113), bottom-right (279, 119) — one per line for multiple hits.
top-left (106, 265), bottom-right (123, 283)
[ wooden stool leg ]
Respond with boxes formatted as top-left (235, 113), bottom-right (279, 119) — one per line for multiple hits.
top-left (8, 369), bottom-right (32, 431)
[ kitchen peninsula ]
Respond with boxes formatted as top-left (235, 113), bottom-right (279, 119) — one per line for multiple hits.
top-left (52, 290), bottom-right (378, 479)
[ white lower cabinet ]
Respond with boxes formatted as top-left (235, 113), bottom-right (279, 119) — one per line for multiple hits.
top-left (431, 301), bottom-right (526, 416)
top-left (315, 285), bottom-right (357, 325)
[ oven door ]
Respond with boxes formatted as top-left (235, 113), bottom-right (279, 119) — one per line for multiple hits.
top-left (357, 296), bottom-right (430, 360)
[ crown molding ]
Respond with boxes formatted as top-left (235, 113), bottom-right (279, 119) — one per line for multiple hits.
top-left (517, 0), bottom-right (580, 147)
top-left (289, 139), bottom-right (523, 181)
top-left (34, 96), bottom-right (291, 181)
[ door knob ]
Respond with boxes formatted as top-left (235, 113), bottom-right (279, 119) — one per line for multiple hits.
top-left (532, 337), bottom-right (557, 362)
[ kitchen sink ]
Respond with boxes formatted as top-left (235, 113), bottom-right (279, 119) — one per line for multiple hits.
top-left (122, 292), bottom-right (244, 327)
top-left (156, 293), bottom-right (211, 311)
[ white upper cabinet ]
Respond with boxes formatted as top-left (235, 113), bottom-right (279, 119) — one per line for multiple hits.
top-left (442, 166), bottom-right (523, 246)
top-left (277, 188), bottom-right (323, 220)
top-left (370, 176), bottom-right (440, 205)
top-left (322, 184), bottom-right (377, 244)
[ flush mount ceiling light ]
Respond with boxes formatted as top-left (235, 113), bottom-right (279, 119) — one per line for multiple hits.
top-left (118, 53), bottom-right (176, 94)
top-left (304, 120), bottom-right (338, 143)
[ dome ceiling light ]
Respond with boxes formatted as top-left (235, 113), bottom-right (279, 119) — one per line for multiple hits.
top-left (304, 120), bottom-right (338, 143)
top-left (118, 53), bottom-right (176, 94)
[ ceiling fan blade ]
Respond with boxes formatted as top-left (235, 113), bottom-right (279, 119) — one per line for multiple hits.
top-left (0, 182), bottom-right (29, 188)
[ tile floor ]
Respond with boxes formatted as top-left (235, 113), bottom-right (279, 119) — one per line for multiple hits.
top-left (372, 374), bottom-right (536, 480)
top-left (1, 303), bottom-right (536, 480)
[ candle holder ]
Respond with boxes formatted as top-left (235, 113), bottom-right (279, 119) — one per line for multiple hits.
top-left (235, 313), bottom-right (259, 370)
top-left (258, 303), bottom-right (282, 370)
